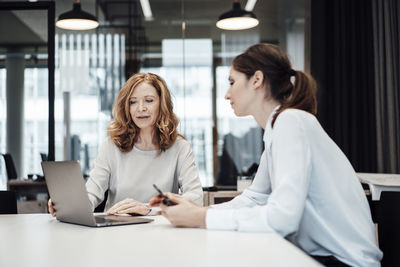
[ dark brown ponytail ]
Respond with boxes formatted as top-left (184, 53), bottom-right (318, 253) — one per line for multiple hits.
top-left (232, 43), bottom-right (317, 128)
top-left (272, 70), bottom-right (317, 127)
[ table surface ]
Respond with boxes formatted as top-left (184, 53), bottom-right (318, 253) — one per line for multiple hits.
top-left (357, 172), bottom-right (400, 186)
top-left (357, 173), bottom-right (400, 200)
top-left (0, 214), bottom-right (321, 267)
top-left (7, 179), bottom-right (47, 186)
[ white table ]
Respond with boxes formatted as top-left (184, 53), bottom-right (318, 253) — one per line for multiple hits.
top-left (357, 172), bottom-right (400, 200)
top-left (0, 214), bottom-right (321, 267)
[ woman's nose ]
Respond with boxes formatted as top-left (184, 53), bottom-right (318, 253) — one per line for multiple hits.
top-left (138, 101), bottom-right (146, 111)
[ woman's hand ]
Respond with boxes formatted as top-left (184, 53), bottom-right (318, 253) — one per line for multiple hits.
top-left (150, 193), bottom-right (209, 228)
top-left (107, 198), bottom-right (151, 216)
top-left (48, 199), bottom-right (56, 217)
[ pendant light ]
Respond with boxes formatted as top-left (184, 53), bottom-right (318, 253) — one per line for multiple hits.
top-left (56, 0), bottom-right (99, 30)
top-left (216, 0), bottom-right (259, 30)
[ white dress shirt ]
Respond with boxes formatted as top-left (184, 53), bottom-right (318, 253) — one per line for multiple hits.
top-left (206, 108), bottom-right (382, 267)
top-left (85, 137), bottom-right (203, 211)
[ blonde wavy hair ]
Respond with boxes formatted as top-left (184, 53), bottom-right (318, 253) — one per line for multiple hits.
top-left (107, 73), bottom-right (180, 153)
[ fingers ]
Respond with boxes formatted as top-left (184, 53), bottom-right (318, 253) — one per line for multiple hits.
top-left (164, 193), bottom-right (184, 204)
top-left (48, 199), bottom-right (56, 217)
top-left (107, 199), bottom-right (149, 215)
top-left (158, 195), bottom-right (205, 227)
top-left (119, 205), bottom-right (151, 216)
top-left (109, 202), bottom-right (138, 214)
top-left (107, 200), bottom-right (126, 214)
top-left (160, 204), bottom-right (181, 226)
top-left (149, 195), bottom-right (164, 206)
top-left (159, 204), bottom-right (171, 220)
top-left (150, 192), bottom-right (183, 207)
top-left (107, 198), bottom-right (138, 214)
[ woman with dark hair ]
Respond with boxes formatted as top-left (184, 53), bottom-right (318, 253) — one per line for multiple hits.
top-left (49, 73), bottom-right (203, 216)
top-left (150, 44), bottom-right (382, 267)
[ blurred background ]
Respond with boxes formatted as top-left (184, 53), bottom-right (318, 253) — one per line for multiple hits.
top-left (0, 0), bottom-right (310, 188)
top-left (1, 0), bottom-right (398, 190)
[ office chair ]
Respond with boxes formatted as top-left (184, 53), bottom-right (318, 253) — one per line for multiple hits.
top-left (0, 191), bottom-right (18, 214)
top-left (1, 154), bottom-right (18, 180)
top-left (376, 191), bottom-right (400, 267)
top-left (40, 153), bottom-right (48, 162)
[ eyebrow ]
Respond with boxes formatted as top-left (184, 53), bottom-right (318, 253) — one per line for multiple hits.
top-left (130, 95), bottom-right (156, 99)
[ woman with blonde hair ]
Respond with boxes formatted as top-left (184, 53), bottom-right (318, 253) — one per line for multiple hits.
top-left (49, 73), bottom-right (203, 216)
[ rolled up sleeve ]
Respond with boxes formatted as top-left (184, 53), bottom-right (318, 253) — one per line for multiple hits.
top-left (206, 111), bottom-right (312, 235)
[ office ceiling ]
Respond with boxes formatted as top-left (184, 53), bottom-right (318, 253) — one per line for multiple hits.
top-left (0, 9), bottom-right (46, 45)
top-left (0, 0), bottom-right (306, 55)
top-left (0, 0), bottom-right (278, 42)
top-left (99, 0), bottom-right (279, 42)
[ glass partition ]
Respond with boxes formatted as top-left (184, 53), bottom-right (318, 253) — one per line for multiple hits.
top-left (54, 0), bottom-right (308, 188)
top-left (0, 0), bottom-right (309, 190)
top-left (0, 6), bottom-right (52, 189)
top-left (54, 32), bottom-right (125, 176)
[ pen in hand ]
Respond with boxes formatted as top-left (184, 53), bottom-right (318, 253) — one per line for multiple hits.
top-left (153, 184), bottom-right (176, 206)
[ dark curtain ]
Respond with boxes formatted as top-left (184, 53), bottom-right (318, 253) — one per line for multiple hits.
top-left (372, 0), bottom-right (400, 173)
top-left (311, 0), bottom-right (378, 172)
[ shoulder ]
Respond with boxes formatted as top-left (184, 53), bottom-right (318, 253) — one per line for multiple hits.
top-left (94, 137), bottom-right (121, 164)
top-left (172, 136), bottom-right (191, 149)
top-left (270, 109), bottom-right (319, 142)
top-left (278, 108), bottom-right (315, 121)
top-left (274, 108), bottom-right (316, 129)
top-left (100, 137), bottom-right (120, 152)
top-left (165, 136), bottom-right (192, 155)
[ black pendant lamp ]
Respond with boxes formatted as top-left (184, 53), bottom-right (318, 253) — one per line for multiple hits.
top-left (216, 0), bottom-right (259, 30)
top-left (56, 0), bottom-right (99, 30)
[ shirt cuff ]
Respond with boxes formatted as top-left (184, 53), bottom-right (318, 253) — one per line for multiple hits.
top-left (206, 208), bottom-right (237, 231)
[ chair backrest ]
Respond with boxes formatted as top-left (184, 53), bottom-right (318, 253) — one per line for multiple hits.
top-left (377, 191), bottom-right (400, 267)
top-left (40, 153), bottom-right (48, 162)
top-left (0, 191), bottom-right (17, 214)
top-left (1, 154), bottom-right (18, 179)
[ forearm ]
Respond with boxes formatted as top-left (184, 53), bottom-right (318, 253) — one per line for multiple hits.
top-left (182, 190), bottom-right (203, 206)
top-left (211, 188), bottom-right (269, 209)
top-left (205, 205), bottom-right (275, 232)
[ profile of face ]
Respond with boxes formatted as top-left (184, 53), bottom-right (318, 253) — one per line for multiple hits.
top-left (225, 67), bottom-right (255, 117)
top-left (129, 82), bottom-right (160, 131)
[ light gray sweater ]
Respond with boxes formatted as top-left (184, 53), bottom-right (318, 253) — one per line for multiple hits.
top-left (85, 137), bottom-right (203, 211)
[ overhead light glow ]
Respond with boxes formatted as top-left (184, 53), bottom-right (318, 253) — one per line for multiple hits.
top-left (140, 0), bottom-right (153, 21)
top-left (56, 19), bottom-right (99, 30)
top-left (216, 17), bottom-right (259, 30)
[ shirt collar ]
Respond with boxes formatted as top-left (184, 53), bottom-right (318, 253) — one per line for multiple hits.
top-left (263, 105), bottom-right (280, 148)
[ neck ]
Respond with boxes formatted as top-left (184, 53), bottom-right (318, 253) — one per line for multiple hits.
top-left (249, 91), bottom-right (280, 129)
top-left (135, 127), bottom-right (158, 150)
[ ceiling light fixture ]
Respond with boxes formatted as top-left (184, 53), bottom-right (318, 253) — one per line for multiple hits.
top-left (140, 0), bottom-right (154, 21)
top-left (216, 0), bottom-right (259, 30)
top-left (56, 0), bottom-right (99, 30)
top-left (245, 0), bottom-right (257, 11)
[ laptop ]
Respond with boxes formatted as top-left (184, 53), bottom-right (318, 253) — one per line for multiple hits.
top-left (41, 161), bottom-right (153, 227)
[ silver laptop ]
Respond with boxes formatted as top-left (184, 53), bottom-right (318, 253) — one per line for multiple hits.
top-left (41, 161), bottom-right (153, 227)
